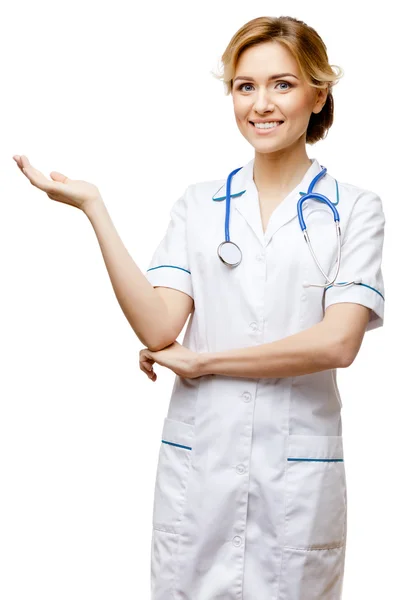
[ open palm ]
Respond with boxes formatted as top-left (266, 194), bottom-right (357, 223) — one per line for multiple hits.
top-left (13, 154), bottom-right (101, 211)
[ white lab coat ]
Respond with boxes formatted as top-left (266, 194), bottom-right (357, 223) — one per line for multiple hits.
top-left (145, 157), bottom-right (385, 600)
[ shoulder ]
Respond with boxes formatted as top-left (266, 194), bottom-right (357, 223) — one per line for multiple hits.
top-left (169, 175), bottom-right (224, 211)
top-left (184, 176), bottom-right (229, 203)
top-left (324, 170), bottom-right (379, 199)
top-left (322, 170), bottom-right (384, 218)
top-left (173, 176), bottom-right (230, 229)
top-left (330, 181), bottom-right (385, 249)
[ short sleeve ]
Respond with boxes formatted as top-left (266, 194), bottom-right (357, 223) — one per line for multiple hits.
top-left (145, 188), bottom-right (194, 300)
top-left (323, 191), bottom-right (385, 332)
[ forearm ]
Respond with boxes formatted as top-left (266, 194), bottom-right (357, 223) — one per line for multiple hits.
top-left (198, 321), bottom-right (346, 378)
top-left (83, 199), bottom-right (173, 351)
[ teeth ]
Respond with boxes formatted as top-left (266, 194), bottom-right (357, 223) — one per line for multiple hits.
top-left (253, 121), bottom-right (282, 129)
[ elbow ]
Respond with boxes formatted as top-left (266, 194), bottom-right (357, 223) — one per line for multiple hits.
top-left (335, 339), bottom-right (355, 369)
top-left (339, 352), bottom-right (354, 369)
top-left (147, 339), bottom-right (173, 352)
top-left (145, 328), bottom-right (177, 352)
top-left (326, 336), bottom-right (354, 369)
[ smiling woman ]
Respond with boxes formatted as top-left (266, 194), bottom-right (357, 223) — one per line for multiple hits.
top-left (143, 15), bottom-right (385, 600)
top-left (10, 8), bottom-right (386, 600)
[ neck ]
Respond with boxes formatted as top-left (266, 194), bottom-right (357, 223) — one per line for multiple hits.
top-left (253, 146), bottom-right (312, 194)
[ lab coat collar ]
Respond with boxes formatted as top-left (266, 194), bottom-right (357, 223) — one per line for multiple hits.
top-left (211, 165), bottom-right (248, 202)
top-left (227, 156), bottom-right (324, 247)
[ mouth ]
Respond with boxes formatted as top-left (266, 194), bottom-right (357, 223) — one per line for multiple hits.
top-left (249, 120), bottom-right (284, 133)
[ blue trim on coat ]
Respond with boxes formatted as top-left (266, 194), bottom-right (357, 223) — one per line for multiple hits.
top-left (162, 440), bottom-right (192, 451)
top-left (147, 265), bottom-right (191, 275)
top-left (287, 458), bottom-right (344, 462)
top-left (325, 281), bottom-right (385, 301)
top-left (212, 190), bottom-right (246, 202)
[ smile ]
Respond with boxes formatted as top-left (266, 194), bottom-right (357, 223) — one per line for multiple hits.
top-left (249, 120), bottom-right (284, 133)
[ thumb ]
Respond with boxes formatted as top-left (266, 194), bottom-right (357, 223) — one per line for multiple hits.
top-left (50, 171), bottom-right (70, 184)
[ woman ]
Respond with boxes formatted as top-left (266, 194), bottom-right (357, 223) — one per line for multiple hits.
top-left (13, 15), bottom-right (385, 600)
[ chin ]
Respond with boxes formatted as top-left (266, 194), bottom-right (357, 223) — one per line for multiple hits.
top-left (250, 140), bottom-right (286, 153)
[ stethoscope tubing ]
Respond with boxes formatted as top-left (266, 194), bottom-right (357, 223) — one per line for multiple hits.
top-left (225, 166), bottom-right (244, 242)
top-left (220, 163), bottom-right (360, 289)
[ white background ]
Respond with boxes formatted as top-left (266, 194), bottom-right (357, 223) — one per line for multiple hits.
top-left (0, 1), bottom-right (415, 598)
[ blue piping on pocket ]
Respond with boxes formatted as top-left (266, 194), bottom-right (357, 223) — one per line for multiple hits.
top-left (324, 281), bottom-right (385, 301)
top-left (162, 440), bottom-right (192, 451)
top-left (287, 458), bottom-right (343, 462)
top-left (147, 265), bottom-right (191, 275)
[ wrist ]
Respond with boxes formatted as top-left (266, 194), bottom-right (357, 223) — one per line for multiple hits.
top-left (83, 195), bottom-right (105, 219)
top-left (197, 352), bottom-right (213, 377)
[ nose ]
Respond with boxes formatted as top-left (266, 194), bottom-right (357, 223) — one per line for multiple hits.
top-left (253, 87), bottom-right (275, 113)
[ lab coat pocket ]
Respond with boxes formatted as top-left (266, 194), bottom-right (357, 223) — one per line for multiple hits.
top-left (284, 434), bottom-right (347, 550)
top-left (152, 417), bottom-right (195, 534)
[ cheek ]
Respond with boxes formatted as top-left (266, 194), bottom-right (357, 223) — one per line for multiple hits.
top-left (285, 95), bottom-right (314, 119)
top-left (232, 95), bottom-right (249, 120)
top-left (233, 110), bottom-right (249, 136)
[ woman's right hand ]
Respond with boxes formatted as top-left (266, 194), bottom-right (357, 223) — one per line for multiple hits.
top-left (13, 154), bottom-right (103, 212)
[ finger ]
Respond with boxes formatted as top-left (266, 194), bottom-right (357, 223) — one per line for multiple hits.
top-left (141, 359), bottom-right (154, 372)
top-left (140, 364), bottom-right (150, 377)
top-left (13, 155), bottom-right (31, 174)
top-left (19, 155), bottom-right (34, 173)
top-left (12, 156), bottom-right (24, 172)
top-left (139, 354), bottom-right (153, 370)
top-left (139, 350), bottom-right (155, 367)
top-left (13, 154), bottom-right (60, 194)
top-left (139, 350), bottom-right (157, 381)
top-left (50, 171), bottom-right (70, 184)
top-left (12, 154), bottom-right (29, 168)
top-left (140, 362), bottom-right (156, 380)
top-left (13, 154), bottom-right (49, 186)
top-left (22, 165), bottom-right (60, 194)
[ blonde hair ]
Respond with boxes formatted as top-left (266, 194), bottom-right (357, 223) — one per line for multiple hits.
top-left (213, 15), bottom-right (344, 144)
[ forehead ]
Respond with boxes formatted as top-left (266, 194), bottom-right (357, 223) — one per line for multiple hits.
top-left (235, 41), bottom-right (299, 77)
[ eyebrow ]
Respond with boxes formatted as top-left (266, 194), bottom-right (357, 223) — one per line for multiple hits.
top-left (233, 73), bottom-right (299, 83)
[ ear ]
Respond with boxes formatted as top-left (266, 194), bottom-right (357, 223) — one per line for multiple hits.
top-left (313, 87), bottom-right (329, 115)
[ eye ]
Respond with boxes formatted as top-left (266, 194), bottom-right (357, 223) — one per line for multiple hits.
top-left (237, 80), bottom-right (293, 92)
top-left (276, 81), bottom-right (293, 90)
top-left (238, 83), bottom-right (254, 92)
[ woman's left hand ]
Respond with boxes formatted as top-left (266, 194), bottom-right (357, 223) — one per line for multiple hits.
top-left (139, 341), bottom-right (202, 381)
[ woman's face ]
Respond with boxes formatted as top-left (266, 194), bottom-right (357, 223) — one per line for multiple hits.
top-left (231, 41), bottom-right (327, 154)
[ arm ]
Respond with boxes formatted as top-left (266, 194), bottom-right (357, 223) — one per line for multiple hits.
top-left (197, 303), bottom-right (370, 379)
top-left (13, 154), bottom-right (192, 352)
top-left (84, 199), bottom-right (187, 351)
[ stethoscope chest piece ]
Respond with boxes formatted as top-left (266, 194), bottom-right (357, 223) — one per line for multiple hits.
top-left (217, 240), bottom-right (242, 267)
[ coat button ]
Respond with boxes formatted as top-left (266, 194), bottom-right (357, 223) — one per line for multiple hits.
top-left (241, 391), bottom-right (252, 402)
top-left (249, 321), bottom-right (259, 331)
top-left (236, 464), bottom-right (246, 474)
top-left (256, 253), bottom-right (264, 262)
top-left (301, 294), bottom-right (307, 302)
top-left (233, 535), bottom-right (242, 547)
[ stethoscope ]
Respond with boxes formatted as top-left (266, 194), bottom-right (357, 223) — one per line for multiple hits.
top-left (217, 165), bottom-right (362, 288)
